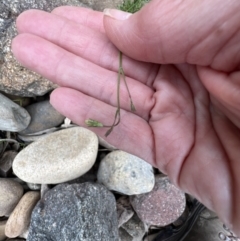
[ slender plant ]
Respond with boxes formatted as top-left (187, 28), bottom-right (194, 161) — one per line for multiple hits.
top-left (85, 0), bottom-right (149, 137)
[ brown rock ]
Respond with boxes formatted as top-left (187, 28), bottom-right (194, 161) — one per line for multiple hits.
top-left (130, 175), bottom-right (186, 226)
top-left (0, 178), bottom-right (24, 216)
top-left (5, 191), bottom-right (40, 238)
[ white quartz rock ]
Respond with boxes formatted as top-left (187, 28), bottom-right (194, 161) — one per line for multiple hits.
top-left (97, 150), bottom-right (155, 195)
top-left (13, 127), bottom-right (99, 184)
top-left (0, 93), bottom-right (31, 132)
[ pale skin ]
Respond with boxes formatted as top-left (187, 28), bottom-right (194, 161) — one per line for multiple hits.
top-left (12, 0), bottom-right (240, 235)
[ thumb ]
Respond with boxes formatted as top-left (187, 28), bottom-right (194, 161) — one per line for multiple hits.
top-left (103, 0), bottom-right (191, 64)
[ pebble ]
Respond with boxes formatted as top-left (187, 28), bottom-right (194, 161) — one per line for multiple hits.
top-left (0, 93), bottom-right (31, 132)
top-left (27, 182), bottom-right (119, 241)
top-left (0, 178), bottom-right (24, 216)
top-left (117, 196), bottom-right (134, 228)
top-left (5, 191), bottom-right (40, 238)
top-left (97, 150), bottom-right (155, 195)
top-left (0, 220), bottom-right (7, 241)
top-left (130, 175), bottom-right (186, 226)
top-left (19, 100), bottom-right (65, 135)
top-left (0, 151), bottom-right (17, 177)
top-left (13, 127), bottom-right (99, 184)
top-left (121, 213), bottom-right (147, 241)
top-left (26, 183), bottom-right (41, 191)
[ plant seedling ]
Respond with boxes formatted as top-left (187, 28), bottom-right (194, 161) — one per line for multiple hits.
top-left (85, 0), bottom-right (149, 137)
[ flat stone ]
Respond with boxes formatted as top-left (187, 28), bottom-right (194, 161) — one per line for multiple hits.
top-left (0, 178), bottom-right (24, 216)
top-left (97, 150), bottom-right (155, 195)
top-left (117, 196), bottom-right (134, 228)
top-left (121, 214), bottom-right (147, 241)
top-left (0, 151), bottom-right (17, 177)
top-left (19, 100), bottom-right (65, 135)
top-left (130, 175), bottom-right (186, 226)
top-left (5, 191), bottom-right (40, 238)
top-left (0, 93), bottom-right (30, 132)
top-left (0, 220), bottom-right (7, 241)
top-left (27, 182), bottom-right (119, 241)
top-left (13, 127), bottom-right (99, 184)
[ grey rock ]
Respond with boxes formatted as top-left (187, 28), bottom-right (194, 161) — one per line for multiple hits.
top-left (97, 150), bottom-right (155, 195)
top-left (5, 191), bottom-right (40, 238)
top-left (0, 178), bottom-right (24, 216)
top-left (26, 183), bottom-right (41, 191)
top-left (27, 182), bottom-right (119, 241)
top-left (20, 100), bottom-right (65, 135)
top-left (130, 175), bottom-right (186, 227)
top-left (0, 93), bottom-right (30, 132)
top-left (119, 228), bottom-right (132, 241)
top-left (121, 214), bottom-right (147, 241)
top-left (0, 220), bottom-right (7, 241)
top-left (0, 151), bottom-right (17, 177)
top-left (80, 0), bottom-right (124, 11)
top-left (0, 0), bottom-right (88, 97)
top-left (13, 127), bottom-right (99, 184)
top-left (117, 196), bottom-right (134, 228)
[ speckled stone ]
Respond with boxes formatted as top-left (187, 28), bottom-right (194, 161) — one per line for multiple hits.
top-left (0, 178), bottom-right (24, 216)
top-left (13, 127), bottom-right (99, 184)
top-left (97, 150), bottom-right (155, 195)
top-left (19, 100), bottom-right (65, 135)
top-left (27, 183), bottom-right (119, 241)
top-left (0, 93), bottom-right (30, 132)
top-left (130, 175), bottom-right (186, 226)
top-left (5, 191), bottom-right (40, 238)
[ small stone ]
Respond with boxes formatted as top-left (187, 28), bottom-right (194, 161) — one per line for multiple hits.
top-left (27, 183), bottom-right (119, 241)
top-left (0, 151), bottom-right (17, 177)
top-left (0, 178), bottom-right (24, 216)
top-left (13, 127), bottom-right (99, 184)
top-left (97, 150), bottom-right (155, 195)
top-left (119, 228), bottom-right (132, 241)
top-left (130, 175), bottom-right (186, 226)
top-left (19, 100), bottom-right (65, 135)
top-left (0, 220), bottom-right (7, 241)
top-left (0, 93), bottom-right (30, 132)
top-left (5, 191), bottom-right (40, 238)
top-left (26, 183), bottom-right (41, 191)
top-left (117, 196), bottom-right (134, 227)
top-left (121, 214), bottom-right (147, 241)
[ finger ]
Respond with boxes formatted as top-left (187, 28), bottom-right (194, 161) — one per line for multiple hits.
top-left (16, 9), bottom-right (157, 84)
top-left (51, 6), bottom-right (105, 33)
top-left (12, 33), bottom-right (154, 120)
top-left (198, 66), bottom-right (240, 128)
top-left (103, 0), bottom-right (240, 70)
top-left (50, 87), bottom-right (156, 166)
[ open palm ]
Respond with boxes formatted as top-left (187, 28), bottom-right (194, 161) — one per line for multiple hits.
top-left (12, 2), bottom-right (240, 235)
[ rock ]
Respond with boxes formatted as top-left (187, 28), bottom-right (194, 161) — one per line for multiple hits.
top-left (19, 100), bottom-right (65, 135)
top-left (121, 214), bottom-right (147, 241)
top-left (117, 196), bottom-right (134, 228)
top-left (0, 93), bottom-right (31, 132)
top-left (0, 178), bottom-right (24, 216)
top-left (0, 0), bottom-right (88, 97)
top-left (5, 191), bottom-right (40, 238)
top-left (26, 183), bottom-right (41, 191)
top-left (0, 151), bottom-right (17, 177)
top-left (119, 228), bottom-right (132, 241)
top-left (13, 127), bottom-right (99, 184)
top-left (0, 220), bottom-right (7, 241)
top-left (80, 0), bottom-right (124, 10)
top-left (130, 175), bottom-right (186, 226)
top-left (97, 150), bottom-right (155, 195)
top-left (27, 182), bottom-right (119, 241)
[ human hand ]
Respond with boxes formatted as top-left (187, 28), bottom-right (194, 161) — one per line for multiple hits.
top-left (12, 0), bottom-right (240, 236)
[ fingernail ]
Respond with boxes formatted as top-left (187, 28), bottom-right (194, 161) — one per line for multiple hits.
top-left (103, 8), bottom-right (132, 20)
